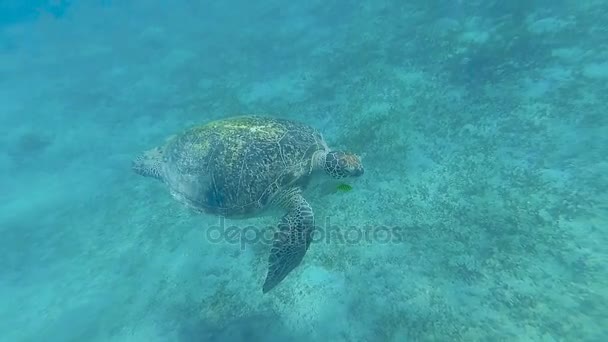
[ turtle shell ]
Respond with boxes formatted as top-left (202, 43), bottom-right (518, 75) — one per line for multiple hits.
top-left (160, 115), bottom-right (327, 217)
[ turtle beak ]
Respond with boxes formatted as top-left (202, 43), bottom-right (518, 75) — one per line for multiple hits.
top-left (348, 154), bottom-right (364, 177)
top-left (351, 165), bottom-right (364, 177)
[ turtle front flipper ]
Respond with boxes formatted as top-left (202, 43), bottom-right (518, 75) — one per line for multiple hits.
top-left (262, 190), bottom-right (314, 293)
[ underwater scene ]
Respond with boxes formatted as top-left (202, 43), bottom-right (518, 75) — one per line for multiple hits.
top-left (1, 1), bottom-right (606, 341)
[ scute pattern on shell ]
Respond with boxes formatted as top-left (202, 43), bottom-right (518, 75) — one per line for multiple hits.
top-left (160, 115), bottom-right (327, 217)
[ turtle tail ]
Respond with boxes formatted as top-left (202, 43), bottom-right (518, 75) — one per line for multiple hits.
top-left (132, 147), bottom-right (164, 180)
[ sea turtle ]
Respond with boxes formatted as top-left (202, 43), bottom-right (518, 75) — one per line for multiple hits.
top-left (132, 115), bottom-right (364, 292)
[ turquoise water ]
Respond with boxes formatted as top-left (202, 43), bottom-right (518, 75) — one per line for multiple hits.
top-left (1, 1), bottom-right (607, 341)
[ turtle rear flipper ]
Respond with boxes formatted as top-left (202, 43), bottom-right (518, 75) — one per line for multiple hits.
top-left (132, 147), bottom-right (164, 180)
top-left (262, 190), bottom-right (314, 293)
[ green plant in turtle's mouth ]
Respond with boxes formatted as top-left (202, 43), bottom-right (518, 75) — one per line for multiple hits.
top-left (336, 183), bottom-right (353, 192)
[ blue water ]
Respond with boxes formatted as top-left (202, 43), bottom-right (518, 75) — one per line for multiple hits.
top-left (1, 1), bottom-right (607, 341)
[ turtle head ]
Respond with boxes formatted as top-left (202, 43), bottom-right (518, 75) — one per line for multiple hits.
top-left (323, 151), bottom-right (364, 179)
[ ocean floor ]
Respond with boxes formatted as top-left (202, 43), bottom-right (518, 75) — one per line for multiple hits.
top-left (1, 1), bottom-right (607, 341)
